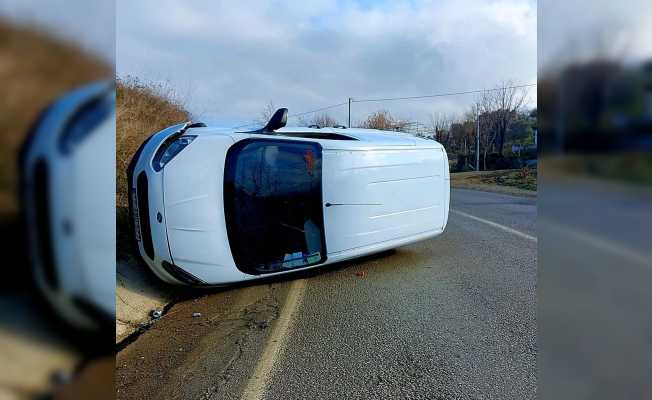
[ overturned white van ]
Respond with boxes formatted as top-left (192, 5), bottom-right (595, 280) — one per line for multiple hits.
top-left (128, 109), bottom-right (450, 285)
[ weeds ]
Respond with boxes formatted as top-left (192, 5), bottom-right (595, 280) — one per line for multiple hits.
top-left (115, 77), bottom-right (190, 259)
top-left (116, 77), bottom-right (190, 209)
top-left (0, 19), bottom-right (110, 212)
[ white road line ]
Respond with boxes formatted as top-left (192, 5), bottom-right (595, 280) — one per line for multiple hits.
top-left (451, 209), bottom-right (537, 242)
top-left (539, 219), bottom-right (652, 267)
top-left (240, 278), bottom-right (307, 400)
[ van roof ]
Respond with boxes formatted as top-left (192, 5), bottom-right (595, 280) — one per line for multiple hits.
top-left (186, 125), bottom-right (443, 150)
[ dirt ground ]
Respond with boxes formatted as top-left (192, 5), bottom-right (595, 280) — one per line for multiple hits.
top-left (115, 281), bottom-right (292, 400)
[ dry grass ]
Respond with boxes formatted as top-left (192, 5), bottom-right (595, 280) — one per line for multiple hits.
top-left (540, 153), bottom-right (652, 185)
top-left (115, 77), bottom-right (190, 210)
top-left (0, 19), bottom-right (111, 215)
top-left (115, 78), bottom-right (190, 256)
top-left (451, 168), bottom-right (537, 195)
top-left (483, 168), bottom-right (537, 191)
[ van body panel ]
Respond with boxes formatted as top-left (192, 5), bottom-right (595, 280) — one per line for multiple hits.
top-left (162, 135), bottom-right (244, 283)
top-left (322, 146), bottom-right (447, 254)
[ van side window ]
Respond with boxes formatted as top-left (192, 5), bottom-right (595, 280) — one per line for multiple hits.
top-left (224, 139), bottom-right (326, 274)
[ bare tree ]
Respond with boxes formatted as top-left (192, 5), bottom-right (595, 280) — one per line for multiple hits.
top-left (260, 100), bottom-right (276, 123)
top-left (428, 112), bottom-right (453, 144)
top-left (437, 103), bottom-right (491, 170)
top-left (449, 114), bottom-right (475, 153)
top-left (312, 113), bottom-right (339, 127)
top-left (461, 100), bottom-right (499, 170)
top-left (480, 81), bottom-right (528, 155)
top-left (297, 112), bottom-right (340, 127)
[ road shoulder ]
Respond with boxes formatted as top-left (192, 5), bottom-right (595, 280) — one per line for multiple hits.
top-left (116, 256), bottom-right (176, 344)
top-left (116, 282), bottom-right (293, 400)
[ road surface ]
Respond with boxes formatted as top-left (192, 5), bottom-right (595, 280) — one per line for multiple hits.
top-left (116, 188), bottom-right (537, 400)
top-left (538, 177), bottom-right (652, 399)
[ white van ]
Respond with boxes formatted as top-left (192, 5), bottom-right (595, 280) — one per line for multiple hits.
top-left (20, 80), bottom-right (115, 330)
top-left (128, 109), bottom-right (450, 285)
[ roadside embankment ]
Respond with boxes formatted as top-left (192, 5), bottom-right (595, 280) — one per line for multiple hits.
top-left (115, 78), bottom-right (190, 343)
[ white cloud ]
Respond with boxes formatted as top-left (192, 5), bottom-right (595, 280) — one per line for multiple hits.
top-left (117, 0), bottom-right (537, 126)
top-left (0, 0), bottom-right (115, 63)
top-left (539, 0), bottom-right (652, 73)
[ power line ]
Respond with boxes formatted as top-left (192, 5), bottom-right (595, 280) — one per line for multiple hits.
top-left (351, 83), bottom-right (537, 103)
top-left (287, 101), bottom-right (348, 118)
top-left (232, 101), bottom-right (348, 129)
top-left (231, 82), bottom-right (537, 129)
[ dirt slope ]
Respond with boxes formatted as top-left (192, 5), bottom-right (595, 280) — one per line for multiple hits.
top-left (0, 20), bottom-right (110, 216)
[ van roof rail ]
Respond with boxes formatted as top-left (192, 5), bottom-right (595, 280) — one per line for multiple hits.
top-left (308, 124), bottom-right (321, 129)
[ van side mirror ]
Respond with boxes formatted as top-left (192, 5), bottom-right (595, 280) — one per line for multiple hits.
top-left (263, 108), bottom-right (288, 132)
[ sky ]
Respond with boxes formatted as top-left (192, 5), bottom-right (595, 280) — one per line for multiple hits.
top-left (538, 0), bottom-right (652, 74)
top-left (0, 0), bottom-right (115, 64)
top-left (116, 0), bottom-right (537, 128)
top-left (4, 1), bottom-right (652, 128)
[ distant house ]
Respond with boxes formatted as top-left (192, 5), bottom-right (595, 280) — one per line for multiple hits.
top-left (511, 143), bottom-right (537, 155)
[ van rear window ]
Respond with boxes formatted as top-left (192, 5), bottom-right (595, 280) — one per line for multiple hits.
top-left (224, 139), bottom-right (326, 274)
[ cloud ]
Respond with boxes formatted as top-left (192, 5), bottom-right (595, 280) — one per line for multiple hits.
top-left (539, 0), bottom-right (652, 73)
top-left (0, 0), bottom-right (115, 63)
top-left (117, 0), bottom-right (536, 126)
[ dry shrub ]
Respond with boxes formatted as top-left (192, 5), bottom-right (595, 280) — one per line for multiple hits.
top-left (115, 78), bottom-right (189, 258)
top-left (357, 110), bottom-right (410, 131)
top-left (0, 19), bottom-right (111, 214)
top-left (115, 77), bottom-right (190, 210)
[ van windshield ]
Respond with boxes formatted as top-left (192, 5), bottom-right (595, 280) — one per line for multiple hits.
top-left (224, 139), bottom-right (326, 274)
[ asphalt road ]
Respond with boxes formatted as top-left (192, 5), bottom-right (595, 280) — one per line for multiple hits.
top-left (116, 188), bottom-right (537, 400)
top-left (537, 177), bottom-right (652, 399)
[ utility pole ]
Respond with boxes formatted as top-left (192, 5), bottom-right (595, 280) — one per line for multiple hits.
top-left (348, 97), bottom-right (352, 128)
top-left (476, 106), bottom-right (480, 171)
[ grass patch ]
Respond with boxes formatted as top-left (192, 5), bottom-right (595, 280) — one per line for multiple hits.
top-left (578, 153), bottom-right (652, 185)
top-left (451, 168), bottom-right (537, 192)
top-left (541, 153), bottom-right (652, 186)
top-left (479, 168), bottom-right (537, 191)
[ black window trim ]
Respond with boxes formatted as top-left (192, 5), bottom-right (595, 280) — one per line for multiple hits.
top-left (275, 132), bottom-right (358, 141)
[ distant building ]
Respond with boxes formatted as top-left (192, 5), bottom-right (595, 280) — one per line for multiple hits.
top-left (511, 143), bottom-right (537, 154)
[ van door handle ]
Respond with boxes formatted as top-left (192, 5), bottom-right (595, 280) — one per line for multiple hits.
top-left (324, 202), bottom-right (382, 207)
